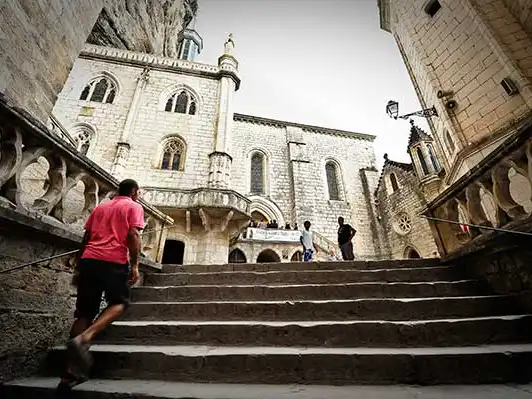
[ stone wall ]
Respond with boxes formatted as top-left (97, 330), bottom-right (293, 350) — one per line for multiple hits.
top-left (381, 0), bottom-right (532, 183)
top-left (375, 161), bottom-right (440, 259)
top-left (0, 0), bottom-right (103, 121)
top-left (0, 206), bottom-right (79, 381)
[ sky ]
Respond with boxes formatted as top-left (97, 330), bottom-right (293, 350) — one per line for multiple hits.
top-left (195, 0), bottom-right (429, 168)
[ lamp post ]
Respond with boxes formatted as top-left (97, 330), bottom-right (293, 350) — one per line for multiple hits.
top-left (386, 100), bottom-right (438, 120)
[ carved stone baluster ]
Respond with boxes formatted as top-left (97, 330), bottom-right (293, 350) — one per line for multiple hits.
top-left (0, 126), bottom-right (23, 193)
top-left (478, 177), bottom-right (509, 227)
top-left (81, 177), bottom-right (100, 220)
top-left (491, 163), bottom-right (526, 220)
top-left (50, 172), bottom-right (86, 222)
top-left (465, 184), bottom-right (491, 227)
top-left (3, 146), bottom-right (48, 207)
top-left (32, 155), bottom-right (67, 214)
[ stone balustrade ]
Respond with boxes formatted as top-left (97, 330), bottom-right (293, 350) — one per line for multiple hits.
top-left (47, 114), bottom-right (77, 148)
top-left (424, 118), bottom-right (532, 255)
top-left (0, 97), bottom-right (172, 245)
top-left (142, 186), bottom-right (250, 215)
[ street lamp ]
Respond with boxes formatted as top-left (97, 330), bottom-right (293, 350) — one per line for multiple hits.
top-left (386, 100), bottom-right (438, 120)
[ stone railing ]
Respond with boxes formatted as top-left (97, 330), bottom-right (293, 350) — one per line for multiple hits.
top-left (47, 114), bottom-right (77, 148)
top-left (424, 118), bottom-right (532, 255)
top-left (0, 97), bottom-right (172, 242)
top-left (142, 186), bottom-right (250, 215)
top-left (314, 231), bottom-right (340, 254)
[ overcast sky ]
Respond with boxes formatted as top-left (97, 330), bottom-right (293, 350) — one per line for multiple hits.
top-left (195, 0), bottom-right (429, 168)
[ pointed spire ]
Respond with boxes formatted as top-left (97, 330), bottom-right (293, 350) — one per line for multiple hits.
top-left (224, 33), bottom-right (235, 56)
top-left (408, 120), bottom-right (432, 147)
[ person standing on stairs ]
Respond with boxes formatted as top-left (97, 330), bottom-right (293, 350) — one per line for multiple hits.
top-left (57, 179), bottom-right (145, 394)
top-left (300, 220), bottom-right (319, 262)
top-left (337, 216), bottom-right (356, 260)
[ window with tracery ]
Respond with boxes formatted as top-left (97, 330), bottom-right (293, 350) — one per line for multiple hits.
top-left (326, 162), bottom-right (341, 200)
top-left (160, 138), bottom-right (185, 171)
top-left (394, 213), bottom-right (412, 235)
top-left (74, 128), bottom-right (94, 155)
top-left (80, 77), bottom-right (117, 103)
top-left (250, 152), bottom-right (265, 194)
top-left (164, 90), bottom-right (197, 115)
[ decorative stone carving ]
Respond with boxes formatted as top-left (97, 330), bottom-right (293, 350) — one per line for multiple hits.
top-left (208, 152), bottom-right (233, 189)
top-left (224, 33), bottom-right (235, 56)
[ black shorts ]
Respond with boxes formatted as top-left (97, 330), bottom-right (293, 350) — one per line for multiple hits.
top-left (75, 258), bottom-right (130, 320)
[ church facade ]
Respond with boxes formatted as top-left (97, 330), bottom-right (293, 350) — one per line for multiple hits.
top-left (51, 27), bottom-right (384, 264)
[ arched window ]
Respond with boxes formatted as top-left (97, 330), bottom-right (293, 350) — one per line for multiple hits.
top-left (444, 129), bottom-right (455, 153)
top-left (427, 144), bottom-right (439, 171)
top-left (416, 147), bottom-right (429, 176)
top-left (325, 161), bottom-right (341, 200)
top-left (250, 152), bottom-right (265, 194)
top-left (229, 249), bottom-right (247, 264)
top-left (389, 172), bottom-right (399, 193)
top-left (160, 137), bottom-right (186, 171)
top-left (164, 90), bottom-right (197, 115)
top-left (80, 76), bottom-right (117, 104)
top-left (72, 126), bottom-right (95, 155)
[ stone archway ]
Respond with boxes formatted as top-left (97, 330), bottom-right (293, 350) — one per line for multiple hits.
top-left (291, 251), bottom-right (303, 262)
top-left (404, 246), bottom-right (421, 259)
top-left (229, 248), bottom-right (247, 264)
top-left (257, 249), bottom-right (281, 263)
top-left (162, 239), bottom-right (185, 264)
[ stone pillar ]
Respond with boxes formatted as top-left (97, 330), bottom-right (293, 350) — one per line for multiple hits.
top-left (111, 68), bottom-right (150, 178)
top-left (287, 126), bottom-right (312, 225)
top-left (208, 34), bottom-right (240, 189)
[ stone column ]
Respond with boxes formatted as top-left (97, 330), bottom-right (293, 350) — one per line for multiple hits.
top-left (208, 35), bottom-right (240, 189)
top-left (111, 67), bottom-right (150, 179)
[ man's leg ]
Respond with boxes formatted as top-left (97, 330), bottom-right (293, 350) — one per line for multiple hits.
top-left (346, 242), bottom-right (355, 261)
top-left (340, 243), bottom-right (348, 260)
top-left (74, 303), bottom-right (125, 344)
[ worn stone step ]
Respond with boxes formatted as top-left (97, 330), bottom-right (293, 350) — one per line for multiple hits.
top-left (122, 296), bottom-right (516, 321)
top-left (42, 344), bottom-right (532, 385)
top-left (144, 266), bottom-right (460, 286)
top-left (162, 259), bottom-right (442, 273)
top-left (98, 315), bottom-right (532, 348)
top-left (131, 280), bottom-right (485, 302)
top-left (6, 378), bottom-right (532, 399)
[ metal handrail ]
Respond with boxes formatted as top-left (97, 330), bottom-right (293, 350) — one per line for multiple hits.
top-left (421, 215), bottom-right (532, 237)
top-left (0, 225), bottom-right (172, 275)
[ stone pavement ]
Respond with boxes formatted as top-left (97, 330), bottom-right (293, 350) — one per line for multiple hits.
top-left (6, 378), bottom-right (532, 398)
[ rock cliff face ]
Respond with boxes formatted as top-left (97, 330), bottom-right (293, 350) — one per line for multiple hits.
top-left (87, 0), bottom-right (198, 58)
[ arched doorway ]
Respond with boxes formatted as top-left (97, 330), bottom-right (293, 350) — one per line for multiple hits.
top-left (291, 251), bottom-right (302, 262)
top-left (229, 248), bottom-right (247, 264)
top-left (404, 246), bottom-right (421, 259)
top-left (256, 249), bottom-right (281, 263)
top-left (162, 240), bottom-right (185, 264)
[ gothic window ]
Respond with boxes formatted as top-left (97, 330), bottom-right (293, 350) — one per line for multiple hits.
top-left (389, 172), bottom-right (399, 193)
top-left (73, 127), bottom-right (94, 155)
top-left (250, 152), bottom-right (265, 194)
top-left (160, 138), bottom-right (185, 171)
top-left (326, 161), bottom-right (341, 200)
top-left (444, 129), bottom-right (455, 153)
top-left (80, 76), bottom-right (117, 104)
top-left (394, 213), bottom-right (412, 236)
top-left (416, 147), bottom-right (429, 176)
top-left (427, 144), bottom-right (439, 171)
top-left (164, 90), bottom-right (197, 115)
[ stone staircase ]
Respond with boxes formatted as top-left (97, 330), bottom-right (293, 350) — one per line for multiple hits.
top-left (5, 259), bottom-right (532, 397)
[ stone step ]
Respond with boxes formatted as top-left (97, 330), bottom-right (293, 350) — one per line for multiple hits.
top-left (122, 295), bottom-right (516, 321)
top-left (144, 266), bottom-right (459, 286)
top-left (162, 258), bottom-right (441, 273)
top-left (132, 280), bottom-right (486, 302)
top-left (6, 378), bottom-right (532, 399)
top-left (42, 344), bottom-right (532, 385)
top-left (98, 315), bottom-right (532, 348)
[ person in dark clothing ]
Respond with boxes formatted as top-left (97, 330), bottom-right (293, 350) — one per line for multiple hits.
top-left (337, 216), bottom-right (356, 260)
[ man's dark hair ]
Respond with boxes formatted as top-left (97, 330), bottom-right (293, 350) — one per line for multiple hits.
top-left (118, 179), bottom-right (139, 196)
top-left (304, 220), bottom-right (311, 228)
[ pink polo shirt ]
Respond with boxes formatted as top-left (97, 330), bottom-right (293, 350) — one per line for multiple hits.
top-left (82, 196), bottom-right (145, 264)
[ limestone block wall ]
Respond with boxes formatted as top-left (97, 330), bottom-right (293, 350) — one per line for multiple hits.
top-left (385, 0), bottom-right (532, 175)
top-left (0, 0), bottom-right (103, 121)
top-left (231, 118), bottom-right (379, 258)
top-left (52, 52), bottom-right (220, 189)
top-left (375, 164), bottom-right (440, 259)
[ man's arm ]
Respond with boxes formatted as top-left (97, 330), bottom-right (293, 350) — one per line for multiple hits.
top-left (127, 226), bottom-right (142, 285)
top-left (300, 236), bottom-right (305, 250)
top-left (350, 226), bottom-right (357, 240)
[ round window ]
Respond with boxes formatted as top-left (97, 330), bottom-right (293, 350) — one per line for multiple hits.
top-left (394, 213), bottom-right (412, 235)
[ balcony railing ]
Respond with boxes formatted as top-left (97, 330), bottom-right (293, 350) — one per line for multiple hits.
top-left (423, 117), bottom-right (532, 255)
top-left (0, 96), bottom-right (172, 242)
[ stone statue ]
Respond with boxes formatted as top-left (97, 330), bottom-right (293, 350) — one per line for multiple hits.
top-left (224, 33), bottom-right (235, 55)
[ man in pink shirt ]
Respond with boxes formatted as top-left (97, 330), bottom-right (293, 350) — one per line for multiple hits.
top-left (58, 179), bottom-right (144, 391)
